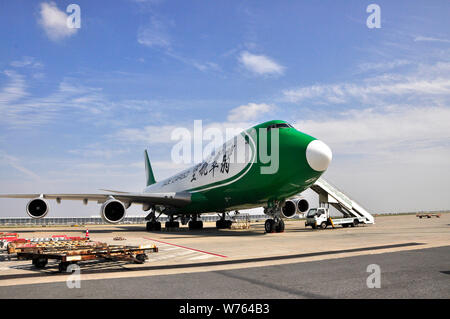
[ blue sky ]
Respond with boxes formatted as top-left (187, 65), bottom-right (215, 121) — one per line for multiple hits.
top-left (1, 0), bottom-right (449, 216)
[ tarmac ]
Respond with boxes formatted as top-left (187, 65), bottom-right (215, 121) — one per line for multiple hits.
top-left (0, 213), bottom-right (448, 298)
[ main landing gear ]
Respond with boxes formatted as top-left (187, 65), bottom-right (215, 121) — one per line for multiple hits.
top-left (146, 211), bottom-right (204, 231)
top-left (165, 215), bottom-right (180, 229)
top-left (145, 209), bottom-right (162, 231)
top-left (216, 213), bottom-right (232, 229)
top-left (188, 215), bottom-right (203, 230)
top-left (146, 221), bottom-right (161, 231)
top-left (264, 202), bottom-right (286, 233)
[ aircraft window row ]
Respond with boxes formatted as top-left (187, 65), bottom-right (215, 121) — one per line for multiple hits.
top-left (267, 123), bottom-right (293, 130)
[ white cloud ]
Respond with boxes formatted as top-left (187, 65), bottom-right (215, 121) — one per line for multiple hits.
top-left (136, 13), bottom-right (221, 73)
top-left (414, 36), bottom-right (450, 44)
top-left (238, 51), bottom-right (285, 76)
top-left (0, 70), bottom-right (27, 104)
top-left (283, 63), bottom-right (450, 105)
top-left (0, 74), bottom-right (113, 127)
top-left (294, 106), bottom-right (450, 156)
top-left (0, 152), bottom-right (40, 180)
top-left (10, 56), bottom-right (44, 68)
top-left (356, 59), bottom-right (412, 73)
top-left (137, 17), bottom-right (171, 48)
top-left (227, 102), bottom-right (274, 122)
top-left (68, 148), bottom-right (129, 159)
top-left (38, 2), bottom-right (78, 41)
top-left (164, 51), bottom-right (220, 72)
top-left (117, 125), bottom-right (178, 144)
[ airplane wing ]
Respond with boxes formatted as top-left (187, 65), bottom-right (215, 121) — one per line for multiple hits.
top-left (0, 192), bottom-right (191, 207)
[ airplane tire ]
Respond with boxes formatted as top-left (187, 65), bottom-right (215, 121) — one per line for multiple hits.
top-left (216, 220), bottom-right (232, 229)
top-left (265, 219), bottom-right (276, 233)
top-left (216, 220), bottom-right (224, 229)
top-left (275, 220), bottom-right (285, 232)
top-left (135, 254), bottom-right (147, 263)
top-left (58, 262), bottom-right (70, 273)
top-left (320, 222), bottom-right (327, 229)
top-left (146, 221), bottom-right (161, 231)
top-left (189, 220), bottom-right (203, 230)
top-left (33, 257), bottom-right (48, 269)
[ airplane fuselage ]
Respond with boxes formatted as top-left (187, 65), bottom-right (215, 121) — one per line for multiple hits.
top-left (144, 120), bottom-right (329, 214)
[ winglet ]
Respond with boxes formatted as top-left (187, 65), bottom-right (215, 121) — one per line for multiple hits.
top-left (144, 150), bottom-right (156, 186)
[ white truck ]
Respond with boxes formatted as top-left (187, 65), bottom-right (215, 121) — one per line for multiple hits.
top-left (305, 207), bottom-right (366, 229)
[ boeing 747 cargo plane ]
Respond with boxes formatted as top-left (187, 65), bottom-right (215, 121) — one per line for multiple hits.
top-left (0, 120), bottom-right (332, 233)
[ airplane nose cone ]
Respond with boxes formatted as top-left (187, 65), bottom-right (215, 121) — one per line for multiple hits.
top-left (306, 140), bottom-right (332, 172)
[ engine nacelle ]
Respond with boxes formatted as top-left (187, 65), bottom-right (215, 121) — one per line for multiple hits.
top-left (100, 198), bottom-right (126, 224)
top-left (281, 198), bottom-right (310, 218)
top-left (295, 198), bottom-right (309, 213)
top-left (281, 200), bottom-right (297, 218)
top-left (26, 198), bottom-right (49, 219)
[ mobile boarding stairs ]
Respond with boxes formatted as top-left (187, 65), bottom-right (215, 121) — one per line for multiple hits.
top-left (310, 178), bottom-right (375, 225)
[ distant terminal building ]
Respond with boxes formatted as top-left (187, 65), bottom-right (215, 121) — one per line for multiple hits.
top-left (0, 214), bottom-right (272, 226)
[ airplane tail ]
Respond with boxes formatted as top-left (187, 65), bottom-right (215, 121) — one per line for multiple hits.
top-left (144, 150), bottom-right (156, 186)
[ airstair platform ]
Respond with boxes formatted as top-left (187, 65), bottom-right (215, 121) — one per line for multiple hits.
top-left (310, 178), bottom-right (375, 224)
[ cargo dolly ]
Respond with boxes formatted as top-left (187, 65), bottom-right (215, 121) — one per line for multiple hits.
top-left (7, 240), bottom-right (93, 254)
top-left (17, 243), bottom-right (158, 272)
top-left (416, 213), bottom-right (441, 219)
top-left (3, 233), bottom-right (89, 250)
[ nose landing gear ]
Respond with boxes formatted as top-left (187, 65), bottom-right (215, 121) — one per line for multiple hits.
top-left (264, 218), bottom-right (285, 233)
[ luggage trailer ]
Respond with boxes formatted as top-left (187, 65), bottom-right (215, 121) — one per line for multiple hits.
top-left (16, 243), bottom-right (158, 272)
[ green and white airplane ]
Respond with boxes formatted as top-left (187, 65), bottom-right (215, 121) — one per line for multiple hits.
top-left (0, 120), bottom-right (332, 233)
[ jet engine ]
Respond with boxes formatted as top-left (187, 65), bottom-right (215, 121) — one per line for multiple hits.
top-left (26, 198), bottom-right (49, 219)
top-left (100, 198), bottom-right (126, 224)
top-left (281, 200), bottom-right (297, 218)
top-left (295, 198), bottom-right (309, 213)
top-left (281, 197), bottom-right (310, 218)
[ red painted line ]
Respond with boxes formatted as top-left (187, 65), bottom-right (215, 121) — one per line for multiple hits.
top-left (143, 236), bottom-right (227, 258)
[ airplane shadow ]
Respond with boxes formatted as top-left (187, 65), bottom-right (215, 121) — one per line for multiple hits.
top-left (0, 242), bottom-right (424, 280)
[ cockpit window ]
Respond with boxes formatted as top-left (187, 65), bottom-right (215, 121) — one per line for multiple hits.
top-left (267, 123), bottom-right (293, 130)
